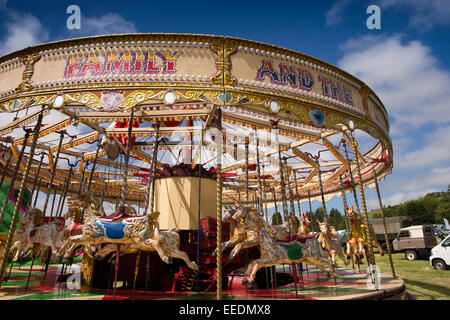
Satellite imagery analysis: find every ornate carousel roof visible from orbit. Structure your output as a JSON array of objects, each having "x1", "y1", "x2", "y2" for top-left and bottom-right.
[{"x1": 0, "y1": 33, "x2": 393, "y2": 210}]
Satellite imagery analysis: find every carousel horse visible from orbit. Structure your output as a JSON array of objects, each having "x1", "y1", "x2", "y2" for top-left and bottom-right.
[
  {"x1": 317, "y1": 218, "x2": 349, "y2": 267},
  {"x1": 240, "y1": 210, "x2": 337, "y2": 288},
  {"x1": 100, "y1": 122, "x2": 121, "y2": 160},
  {"x1": 213, "y1": 205, "x2": 294, "y2": 260},
  {"x1": 298, "y1": 214, "x2": 311, "y2": 236},
  {"x1": 10, "y1": 207, "x2": 65, "y2": 263},
  {"x1": 58, "y1": 206, "x2": 198, "y2": 271},
  {"x1": 346, "y1": 207, "x2": 366, "y2": 261},
  {"x1": 213, "y1": 206, "x2": 260, "y2": 260}
]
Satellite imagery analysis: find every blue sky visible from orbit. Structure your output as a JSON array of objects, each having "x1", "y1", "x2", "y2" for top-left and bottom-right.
[{"x1": 0, "y1": 0, "x2": 449, "y2": 218}]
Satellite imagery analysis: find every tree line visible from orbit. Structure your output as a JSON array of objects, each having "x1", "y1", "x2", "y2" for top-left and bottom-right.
[{"x1": 270, "y1": 186, "x2": 450, "y2": 231}]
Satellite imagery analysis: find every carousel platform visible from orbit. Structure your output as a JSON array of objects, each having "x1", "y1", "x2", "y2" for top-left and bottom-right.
[{"x1": 0, "y1": 263, "x2": 406, "y2": 300}]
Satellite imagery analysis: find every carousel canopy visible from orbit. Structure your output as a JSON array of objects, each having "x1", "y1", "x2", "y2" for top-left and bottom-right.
[{"x1": 0, "y1": 34, "x2": 393, "y2": 208}]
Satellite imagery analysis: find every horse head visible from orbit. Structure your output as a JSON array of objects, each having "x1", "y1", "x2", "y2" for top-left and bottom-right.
[{"x1": 317, "y1": 218, "x2": 329, "y2": 234}]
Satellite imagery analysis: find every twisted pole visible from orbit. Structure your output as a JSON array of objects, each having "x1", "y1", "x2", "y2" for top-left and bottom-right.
[
  {"x1": 43, "y1": 131, "x2": 65, "y2": 219},
  {"x1": 0, "y1": 109, "x2": 44, "y2": 286},
  {"x1": 342, "y1": 140, "x2": 361, "y2": 214},
  {"x1": 373, "y1": 169, "x2": 396, "y2": 278},
  {"x1": 216, "y1": 107, "x2": 223, "y2": 300},
  {"x1": 27, "y1": 153, "x2": 45, "y2": 211},
  {"x1": 0, "y1": 132, "x2": 30, "y2": 223},
  {"x1": 348, "y1": 130, "x2": 376, "y2": 267},
  {"x1": 120, "y1": 108, "x2": 135, "y2": 209},
  {"x1": 254, "y1": 130, "x2": 264, "y2": 216}
]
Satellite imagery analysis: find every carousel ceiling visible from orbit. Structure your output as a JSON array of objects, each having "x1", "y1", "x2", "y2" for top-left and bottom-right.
[{"x1": 0, "y1": 34, "x2": 393, "y2": 207}]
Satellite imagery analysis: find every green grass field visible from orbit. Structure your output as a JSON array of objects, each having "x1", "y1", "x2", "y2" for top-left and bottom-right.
[{"x1": 374, "y1": 252, "x2": 450, "y2": 300}]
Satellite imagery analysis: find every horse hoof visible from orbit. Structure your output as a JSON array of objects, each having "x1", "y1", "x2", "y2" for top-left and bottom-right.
[
  {"x1": 242, "y1": 279, "x2": 248, "y2": 286},
  {"x1": 247, "y1": 281, "x2": 256, "y2": 289}
]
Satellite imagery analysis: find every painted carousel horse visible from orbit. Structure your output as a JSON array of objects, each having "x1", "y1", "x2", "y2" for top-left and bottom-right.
[
  {"x1": 241, "y1": 210, "x2": 337, "y2": 288},
  {"x1": 63, "y1": 194, "x2": 109, "y2": 239},
  {"x1": 10, "y1": 207, "x2": 65, "y2": 263},
  {"x1": 317, "y1": 218, "x2": 349, "y2": 267},
  {"x1": 298, "y1": 213, "x2": 311, "y2": 236},
  {"x1": 213, "y1": 206, "x2": 294, "y2": 260},
  {"x1": 346, "y1": 207, "x2": 366, "y2": 261},
  {"x1": 213, "y1": 206, "x2": 260, "y2": 260},
  {"x1": 58, "y1": 206, "x2": 198, "y2": 271}
]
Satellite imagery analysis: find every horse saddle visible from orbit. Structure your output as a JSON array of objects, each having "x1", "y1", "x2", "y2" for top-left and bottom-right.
[
  {"x1": 277, "y1": 241, "x2": 304, "y2": 260},
  {"x1": 94, "y1": 220, "x2": 127, "y2": 239},
  {"x1": 98, "y1": 212, "x2": 133, "y2": 222},
  {"x1": 277, "y1": 233, "x2": 318, "y2": 244}
]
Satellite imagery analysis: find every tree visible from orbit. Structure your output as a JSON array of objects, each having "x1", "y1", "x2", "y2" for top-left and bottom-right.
[
  {"x1": 406, "y1": 201, "x2": 434, "y2": 225},
  {"x1": 271, "y1": 211, "x2": 282, "y2": 225},
  {"x1": 328, "y1": 208, "x2": 346, "y2": 230}
]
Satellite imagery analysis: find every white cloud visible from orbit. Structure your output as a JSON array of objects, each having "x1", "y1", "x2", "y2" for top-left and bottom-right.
[
  {"x1": 338, "y1": 35, "x2": 450, "y2": 132},
  {"x1": 325, "y1": 0, "x2": 353, "y2": 26},
  {"x1": 337, "y1": 34, "x2": 450, "y2": 208},
  {"x1": 374, "y1": 188, "x2": 442, "y2": 208},
  {"x1": 0, "y1": 10, "x2": 49, "y2": 56},
  {"x1": 382, "y1": 0, "x2": 450, "y2": 30},
  {"x1": 67, "y1": 13, "x2": 137, "y2": 37},
  {"x1": 394, "y1": 126, "x2": 450, "y2": 171}
]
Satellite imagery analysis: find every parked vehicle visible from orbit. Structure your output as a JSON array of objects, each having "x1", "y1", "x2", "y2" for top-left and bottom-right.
[
  {"x1": 429, "y1": 235, "x2": 450, "y2": 270},
  {"x1": 368, "y1": 216, "x2": 412, "y2": 253},
  {"x1": 392, "y1": 225, "x2": 437, "y2": 260}
]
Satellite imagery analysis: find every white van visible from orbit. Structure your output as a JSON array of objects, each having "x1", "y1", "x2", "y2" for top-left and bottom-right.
[{"x1": 429, "y1": 235, "x2": 450, "y2": 270}]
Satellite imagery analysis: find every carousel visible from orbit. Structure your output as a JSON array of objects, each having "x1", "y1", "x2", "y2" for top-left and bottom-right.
[{"x1": 0, "y1": 34, "x2": 405, "y2": 300}]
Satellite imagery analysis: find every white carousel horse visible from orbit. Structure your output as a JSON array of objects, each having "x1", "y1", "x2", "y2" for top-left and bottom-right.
[
  {"x1": 58, "y1": 207, "x2": 198, "y2": 271},
  {"x1": 237, "y1": 209, "x2": 337, "y2": 288},
  {"x1": 317, "y1": 218, "x2": 349, "y2": 268},
  {"x1": 10, "y1": 207, "x2": 65, "y2": 263}
]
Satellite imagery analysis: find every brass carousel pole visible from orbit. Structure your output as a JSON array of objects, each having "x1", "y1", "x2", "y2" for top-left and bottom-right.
[
  {"x1": 339, "y1": 175, "x2": 351, "y2": 237},
  {"x1": 245, "y1": 136, "x2": 249, "y2": 205},
  {"x1": 314, "y1": 157, "x2": 328, "y2": 220},
  {"x1": 44, "y1": 131, "x2": 65, "y2": 220},
  {"x1": 373, "y1": 168, "x2": 396, "y2": 278},
  {"x1": 339, "y1": 175, "x2": 354, "y2": 269},
  {"x1": 33, "y1": 177, "x2": 42, "y2": 208},
  {"x1": 347, "y1": 122, "x2": 376, "y2": 270},
  {"x1": 114, "y1": 107, "x2": 135, "y2": 299},
  {"x1": 86, "y1": 140, "x2": 101, "y2": 194},
  {"x1": 216, "y1": 107, "x2": 223, "y2": 300},
  {"x1": 0, "y1": 109, "x2": 44, "y2": 287},
  {"x1": 254, "y1": 129, "x2": 265, "y2": 216},
  {"x1": 119, "y1": 108, "x2": 135, "y2": 209},
  {"x1": 284, "y1": 159, "x2": 296, "y2": 220},
  {"x1": 275, "y1": 126, "x2": 291, "y2": 234},
  {"x1": 342, "y1": 140, "x2": 361, "y2": 214},
  {"x1": 293, "y1": 169, "x2": 302, "y2": 220},
  {"x1": 6, "y1": 152, "x2": 45, "y2": 280},
  {"x1": 307, "y1": 190, "x2": 313, "y2": 232},
  {"x1": 41, "y1": 131, "x2": 65, "y2": 280},
  {"x1": 144, "y1": 123, "x2": 160, "y2": 293},
  {"x1": 28, "y1": 153, "x2": 45, "y2": 210},
  {"x1": 262, "y1": 164, "x2": 269, "y2": 222},
  {"x1": 56, "y1": 166, "x2": 73, "y2": 218},
  {"x1": 0, "y1": 132, "x2": 30, "y2": 224}
]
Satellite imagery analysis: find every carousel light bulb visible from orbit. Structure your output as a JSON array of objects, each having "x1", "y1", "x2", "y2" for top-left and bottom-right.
[{"x1": 348, "y1": 120, "x2": 355, "y2": 131}]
